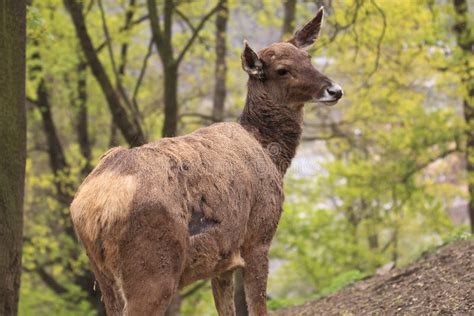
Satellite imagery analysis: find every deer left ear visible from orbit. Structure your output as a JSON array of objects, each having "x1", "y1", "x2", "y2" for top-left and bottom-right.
[
  {"x1": 241, "y1": 40, "x2": 265, "y2": 80},
  {"x1": 287, "y1": 7, "x2": 324, "y2": 49}
]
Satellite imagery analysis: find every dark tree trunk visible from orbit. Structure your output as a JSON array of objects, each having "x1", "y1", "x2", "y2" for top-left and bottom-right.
[
  {"x1": 281, "y1": 0, "x2": 297, "y2": 39},
  {"x1": 212, "y1": 0, "x2": 228, "y2": 122},
  {"x1": 64, "y1": 0, "x2": 146, "y2": 147},
  {"x1": 0, "y1": 1, "x2": 26, "y2": 314},
  {"x1": 109, "y1": 121, "x2": 120, "y2": 147},
  {"x1": 452, "y1": 0, "x2": 474, "y2": 233},
  {"x1": 163, "y1": 64, "x2": 179, "y2": 137},
  {"x1": 75, "y1": 61, "x2": 93, "y2": 176}
]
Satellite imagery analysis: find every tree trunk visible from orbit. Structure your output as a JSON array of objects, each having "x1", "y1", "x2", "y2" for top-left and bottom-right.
[
  {"x1": 212, "y1": 0, "x2": 228, "y2": 122},
  {"x1": 452, "y1": 0, "x2": 474, "y2": 233},
  {"x1": 0, "y1": 1, "x2": 26, "y2": 314},
  {"x1": 75, "y1": 61, "x2": 93, "y2": 176},
  {"x1": 281, "y1": 0, "x2": 297, "y2": 39},
  {"x1": 163, "y1": 64, "x2": 179, "y2": 137}
]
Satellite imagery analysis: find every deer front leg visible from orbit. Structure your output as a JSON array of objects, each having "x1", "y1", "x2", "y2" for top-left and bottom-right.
[
  {"x1": 212, "y1": 270, "x2": 235, "y2": 316},
  {"x1": 242, "y1": 245, "x2": 270, "y2": 316}
]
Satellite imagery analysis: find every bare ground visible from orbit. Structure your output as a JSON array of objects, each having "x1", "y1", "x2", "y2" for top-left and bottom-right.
[{"x1": 272, "y1": 240, "x2": 474, "y2": 315}]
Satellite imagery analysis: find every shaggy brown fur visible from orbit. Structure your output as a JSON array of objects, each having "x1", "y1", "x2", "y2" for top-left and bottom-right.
[{"x1": 70, "y1": 7, "x2": 343, "y2": 316}]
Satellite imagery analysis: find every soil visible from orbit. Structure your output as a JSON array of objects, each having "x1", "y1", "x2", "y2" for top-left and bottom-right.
[{"x1": 272, "y1": 240, "x2": 474, "y2": 315}]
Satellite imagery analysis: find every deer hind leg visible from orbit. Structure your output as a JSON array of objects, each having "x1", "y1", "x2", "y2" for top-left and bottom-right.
[
  {"x1": 117, "y1": 209, "x2": 189, "y2": 316},
  {"x1": 242, "y1": 245, "x2": 270, "y2": 316},
  {"x1": 89, "y1": 260, "x2": 124, "y2": 315},
  {"x1": 212, "y1": 270, "x2": 236, "y2": 316}
]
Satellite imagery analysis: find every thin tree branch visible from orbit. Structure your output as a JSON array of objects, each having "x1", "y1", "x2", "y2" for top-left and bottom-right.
[
  {"x1": 365, "y1": 0, "x2": 386, "y2": 80},
  {"x1": 132, "y1": 38, "x2": 154, "y2": 111},
  {"x1": 118, "y1": 0, "x2": 137, "y2": 76},
  {"x1": 97, "y1": 0, "x2": 135, "y2": 113},
  {"x1": 116, "y1": 0, "x2": 143, "y2": 130},
  {"x1": 36, "y1": 266, "x2": 69, "y2": 295},
  {"x1": 176, "y1": 2, "x2": 221, "y2": 65},
  {"x1": 181, "y1": 280, "x2": 208, "y2": 298},
  {"x1": 174, "y1": 8, "x2": 196, "y2": 32},
  {"x1": 401, "y1": 148, "x2": 459, "y2": 182}
]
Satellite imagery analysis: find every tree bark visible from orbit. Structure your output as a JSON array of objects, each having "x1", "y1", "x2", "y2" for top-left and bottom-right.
[
  {"x1": 0, "y1": 1, "x2": 26, "y2": 314},
  {"x1": 75, "y1": 61, "x2": 93, "y2": 176},
  {"x1": 212, "y1": 0, "x2": 228, "y2": 122},
  {"x1": 147, "y1": 0, "x2": 178, "y2": 137},
  {"x1": 163, "y1": 64, "x2": 179, "y2": 137},
  {"x1": 64, "y1": 0, "x2": 146, "y2": 147},
  {"x1": 452, "y1": 0, "x2": 474, "y2": 233},
  {"x1": 281, "y1": 0, "x2": 297, "y2": 39}
]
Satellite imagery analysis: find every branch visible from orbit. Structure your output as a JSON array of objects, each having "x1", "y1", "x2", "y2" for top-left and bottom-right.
[
  {"x1": 36, "y1": 81, "x2": 69, "y2": 179},
  {"x1": 365, "y1": 0, "x2": 386, "y2": 80},
  {"x1": 36, "y1": 266, "x2": 69, "y2": 295},
  {"x1": 326, "y1": 0, "x2": 361, "y2": 44},
  {"x1": 175, "y1": 8, "x2": 196, "y2": 32},
  {"x1": 176, "y1": 2, "x2": 221, "y2": 65},
  {"x1": 118, "y1": 0, "x2": 137, "y2": 76},
  {"x1": 23, "y1": 256, "x2": 69, "y2": 295},
  {"x1": 75, "y1": 61, "x2": 93, "y2": 176},
  {"x1": 116, "y1": 0, "x2": 143, "y2": 130},
  {"x1": 132, "y1": 38, "x2": 154, "y2": 110},
  {"x1": 97, "y1": 0, "x2": 135, "y2": 113},
  {"x1": 182, "y1": 280, "x2": 208, "y2": 298},
  {"x1": 129, "y1": 14, "x2": 149, "y2": 27},
  {"x1": 401, "y1": 148, "x2": 459, "y2": 182}
]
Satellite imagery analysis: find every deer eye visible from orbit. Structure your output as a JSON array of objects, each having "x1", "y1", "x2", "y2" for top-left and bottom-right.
[{"x1": 276, "y1": 68, "x2": 289, "y2": 76}]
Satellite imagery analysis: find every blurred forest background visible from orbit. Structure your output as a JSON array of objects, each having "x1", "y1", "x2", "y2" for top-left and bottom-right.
[{"x1": 15, "y1": 0, "x2": 473, "y2": 314}]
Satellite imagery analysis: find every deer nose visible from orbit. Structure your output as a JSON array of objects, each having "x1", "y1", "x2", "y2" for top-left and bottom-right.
[{"x1": 326, "y1": 85, "x2": 343, "y2": 99}]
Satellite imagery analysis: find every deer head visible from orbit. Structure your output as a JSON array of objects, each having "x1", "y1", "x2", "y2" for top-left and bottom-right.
[{"x1": 241, "y1": 7, "x2": 343, "y2": 107}]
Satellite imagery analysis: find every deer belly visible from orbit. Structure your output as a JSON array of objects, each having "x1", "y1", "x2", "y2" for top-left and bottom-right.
[{"x1": 179, "y1": 231, "x2": 245, "y2": 288}]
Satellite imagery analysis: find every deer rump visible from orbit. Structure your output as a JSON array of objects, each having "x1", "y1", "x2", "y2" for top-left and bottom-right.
[{"x1": 70, "y1": 122, "x2": 283, "y2": 303}]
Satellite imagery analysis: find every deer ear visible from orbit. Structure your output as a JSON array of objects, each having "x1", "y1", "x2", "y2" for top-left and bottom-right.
[
  {"x1": 287, "y1": 7, "x2": 324, "y2": 49},
  {"x1": 241, "y1": 40, "x2": 265, "y2": 80}
]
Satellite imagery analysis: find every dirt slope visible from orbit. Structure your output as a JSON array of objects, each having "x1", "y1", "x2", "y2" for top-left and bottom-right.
[{"x1": 273, "y1": 240, "x2": 474, "y2": 315}]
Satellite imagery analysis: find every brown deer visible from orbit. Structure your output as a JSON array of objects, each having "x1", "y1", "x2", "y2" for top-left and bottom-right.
[{"x1": 70, "y1": 7, "x2": 342, "y2": 316}]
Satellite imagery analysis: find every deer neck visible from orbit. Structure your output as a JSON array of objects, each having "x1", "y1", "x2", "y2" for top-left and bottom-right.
[{"x1": 238, "y1": 80, "x2": 303, "y2": 175}]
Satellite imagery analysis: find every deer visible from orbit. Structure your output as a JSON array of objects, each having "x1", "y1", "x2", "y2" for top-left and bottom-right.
[{"x1": 70, "y1": 7, "x2": 343, "y2": 316}]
